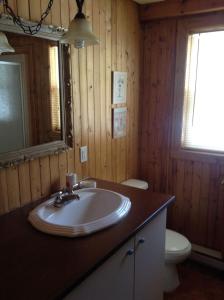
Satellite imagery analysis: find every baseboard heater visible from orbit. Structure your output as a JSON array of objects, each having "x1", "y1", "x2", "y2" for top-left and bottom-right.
[{"x1": 190, "y1": 244, "x2": 224, "y2": 271}]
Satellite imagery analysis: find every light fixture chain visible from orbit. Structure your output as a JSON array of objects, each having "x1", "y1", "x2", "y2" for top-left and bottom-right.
[
  {"x1": 3, "y1": 0, "x2": 54, "y2": 35},
  {"x1": 76, "y1": 0, "x2": 84, "y2": 14}
]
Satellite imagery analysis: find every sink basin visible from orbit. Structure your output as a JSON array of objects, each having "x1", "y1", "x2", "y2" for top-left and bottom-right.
[{"x1": 28, "y1": 188, "x2": 131, "y2": 237}]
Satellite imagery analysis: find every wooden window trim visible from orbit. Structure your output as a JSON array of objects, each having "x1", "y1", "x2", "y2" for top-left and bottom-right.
[{"x1": 172, "y1": 12, "x2": 224, "y2": 164}]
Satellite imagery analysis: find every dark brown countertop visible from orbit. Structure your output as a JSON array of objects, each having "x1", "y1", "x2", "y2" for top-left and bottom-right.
[{"x1": 0, "y1": 179, "x2": 175, "y2": 300}]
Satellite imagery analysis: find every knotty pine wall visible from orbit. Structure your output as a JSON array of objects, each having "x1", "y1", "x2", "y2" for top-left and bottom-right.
[
  {"x1": 140, "y1": 17, "x2": 224, "y2": 253},
  {"x1": 0, "y1": 0, "x2": 141, "y2": 214}
]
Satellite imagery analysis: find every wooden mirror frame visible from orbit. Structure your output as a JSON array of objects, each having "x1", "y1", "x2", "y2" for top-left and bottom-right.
[{"x1": 0, "y1": 14, "x2": 73, "y2": 168}]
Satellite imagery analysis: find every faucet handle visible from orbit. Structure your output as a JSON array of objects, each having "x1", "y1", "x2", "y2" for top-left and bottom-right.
[{"x1": 50, "y1": 190, "x2": 63, "y2": 199}]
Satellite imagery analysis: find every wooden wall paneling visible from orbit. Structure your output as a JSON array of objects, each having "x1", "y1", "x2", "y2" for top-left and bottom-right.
[
  {"x1": 144, "y1": 22, "x2": 160, "y2": 191},
  {"x1": 125, "y1": 1, "x2": 132, "y2": 181},
  {"x1": 79, "y1": 46, "x2": 89, "y2": 178},
  {"x1": 182, "y1": 160, "x2": 193, "y2": 236},
  {"x1": 131, "y1": 2, "x2": 141, "y2": 180},
  {"x1": 29, "y1": 159, "x2": 41, "y2": 201},
  {"x1": 111, "y1": 0, "x2": 118, "y2": 182},
  {"x1": 17, "y1": 0, "x2": 29, "y2": 20},
  {"x1": 0, "y1": 170, "x2": 9, "y2": 214},
  {"x1": 51, "y1": 0, "x2": 61, "y2": 26},
  {"x1": 93, "y1": 0, "x2": 101, "y2": 179},
  {"x1": 0, "y1": 1, "x2": 4, "y2": 13},
  {"x1": 125, "y1": 2, "x2": 131, "y2": 178},
  {"x1": 58, "y1": 151, "x2": 68, "y2": 188},
  {"x1": 7, "y1": 0, "x2": 17, "y2": 12},
  {"x1": 71, "y1": 46, "x2": 83, "y2": 177},
  {"x1": 198, "y1": 163, "x2": 210, "y2": 246},
  {"x1": 159, "y1": 21, "x2": 177, "y2": 193},
  {"x1": 215, "y1": 164, "x2": 224, "y2": 252},
  {"x1": 60, "y1": 0, "x2": 69, "y2": 29},
  {"x1": 67, "y1": 0, "x2": 77, "y2": 177},
  {"x1": 121, "y1": 0, "x2": 128, "y2": 182},
  {"x1": 189, "y1": 161, "x2": 202, "y2": 243},
  {"x1": 140, "y1": 24, "x2": 152, "y2": 181},
  {"x1": 18, "y1": 162, "x2": 32, "y2": 205},
  {"x1": 41, "y1": 0, "x2": 52, "y2": 25},
  {"x1": 68, "y1": 0, "x2": 77, "y2": 22},
  {"x1": 6, "y1": 167, "x2": 20, "y2": 211},
  {"x1": 67, "y1": 149, "x2": 75, "y2": 173},
  {"x1": 49, "y1": 154, "x2": 60, "y2": 192},
  {"x1": 105, "y1": 0, "x2": 112, "y2": 181},
  {"x1": 0, "y1": 0, "x2": 141, "y2": 214},
  {"x1": 99, "y1": 0, "x2": 107, "y2": 180},
  {"x1": 207, "y1": 163, "x2": 220, "y2": 248},
  {"x1": 79, "y1": 1, "x2": 89, "y2": 178},
  {"x1": 114, "y1": 0, "x2": 122, "y2": 183},
  {"x1": 171, "y1": 160, "x2": 185, "y2": 231},
  {"x1": 29, "y1": 0, "x2": 41, "y2": 22},
  {"x1": 121, "y1": 0, "x2": 130, "y2": 182},
  {"x1": 116, "y1": 0, "x2": 125, "y2": 183},
  {"x1": 126, "y1": 0, "x2": 139, "y2": 180},
  {"x1": 39, "y1": 156, "x2": 51, "y2": 197},
  {"x1": 86, "y1": 0, "x2": 96, "y2": 178},
  {"x1": 140, "y1": 11, "x2": 224, "y2": 252}
]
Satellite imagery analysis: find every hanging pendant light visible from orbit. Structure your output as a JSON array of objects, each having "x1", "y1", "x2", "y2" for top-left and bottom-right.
[
  {"x1": 61, "y1": 0, "x2": 99, "y2": 49},
  {"x1": 0, "y1": 31, "x2": 15, "y2": 54}
]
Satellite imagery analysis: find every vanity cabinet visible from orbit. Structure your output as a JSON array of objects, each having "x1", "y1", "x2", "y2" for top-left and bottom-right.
[
  {"x1": 64, "y1": 209, "x2": 166, "y2": 300},
  {"x1": 64, "y1": 210, "x2": 166, "y2": 300},
  {"x1": 134, "y1": 209, "x2": 166, "y2": 300}
]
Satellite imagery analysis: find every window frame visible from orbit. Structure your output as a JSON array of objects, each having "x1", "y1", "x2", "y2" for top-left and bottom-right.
[{"x1": 172, "y1": 12, "x2": 224, "y2": 163}]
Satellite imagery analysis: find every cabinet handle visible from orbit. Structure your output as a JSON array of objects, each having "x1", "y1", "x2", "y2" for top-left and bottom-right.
[
  {"x1": 138, "y1": 238, "x2": 145, "y2": 244},
  {"x1": 126, "y1": 249, "x2": 134, "y2": 256}
]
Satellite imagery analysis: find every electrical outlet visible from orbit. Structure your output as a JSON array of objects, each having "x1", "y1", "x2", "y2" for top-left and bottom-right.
[{"x1": 80, "y1": 146, "x2": 88, "y2": 163}]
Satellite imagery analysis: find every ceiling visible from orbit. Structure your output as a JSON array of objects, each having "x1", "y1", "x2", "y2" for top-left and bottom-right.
[{"x1": 133, "y1": 0, "x2": 164, "y2": 4}]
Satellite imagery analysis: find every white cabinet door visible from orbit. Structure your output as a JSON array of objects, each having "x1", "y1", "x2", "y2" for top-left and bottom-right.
[
  {"x1": 134, "y1": 209, "x2": 167, "y2": 300},
  {"x1": 64, "y1": 238, "x2": 135, "y2": 300}
]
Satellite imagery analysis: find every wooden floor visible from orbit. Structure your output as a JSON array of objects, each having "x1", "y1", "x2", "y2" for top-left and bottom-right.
[{"x1": 164, "y1": 261, "x2": 224, "y2": 300}]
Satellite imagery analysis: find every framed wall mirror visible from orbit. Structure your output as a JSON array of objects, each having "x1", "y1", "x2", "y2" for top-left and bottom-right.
[{"x1": 0, "y1": 15, "x2": 73, "y2": 168}]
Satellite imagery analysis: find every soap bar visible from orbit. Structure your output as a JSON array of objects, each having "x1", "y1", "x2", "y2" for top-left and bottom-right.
[{"x1": 80, "y1": 180, "x2": 97, "y2": 188}]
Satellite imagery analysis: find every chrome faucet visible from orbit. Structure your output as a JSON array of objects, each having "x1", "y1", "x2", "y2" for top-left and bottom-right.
[{"x1": 53, "y1": 188, "x2": 80, "y2": 208}]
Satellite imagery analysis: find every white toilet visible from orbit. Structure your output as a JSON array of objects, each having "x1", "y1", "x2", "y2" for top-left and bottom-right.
[{"x1": 122, "y1": 179, "x2": 192, "y2": 292}]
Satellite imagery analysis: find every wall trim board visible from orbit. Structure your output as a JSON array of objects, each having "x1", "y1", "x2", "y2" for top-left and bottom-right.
[{"x1": 140, "y1": 0, "x2": 224, "y2": 22}]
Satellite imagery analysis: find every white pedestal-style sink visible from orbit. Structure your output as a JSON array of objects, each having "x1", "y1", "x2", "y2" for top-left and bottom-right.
[{"x1": 28, "y1": 188, "x2": 131, "y2": 237}]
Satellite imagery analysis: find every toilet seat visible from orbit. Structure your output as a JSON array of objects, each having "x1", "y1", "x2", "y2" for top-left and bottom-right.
[{"x1": 165, "y1": 229, "x2": 191, "y2": 262}]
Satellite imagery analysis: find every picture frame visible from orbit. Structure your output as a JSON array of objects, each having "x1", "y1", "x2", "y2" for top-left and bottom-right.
[
  {"x1": 112, "y1": 107, "x2": 127, "y2": 139},
  {"x1": 112, "y1": 71, "x2": 127, "y2": 104}
]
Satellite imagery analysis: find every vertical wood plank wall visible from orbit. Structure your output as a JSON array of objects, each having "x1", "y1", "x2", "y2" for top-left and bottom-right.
[
  {"x1": 140, "y1": 17, "x2": 224, "y2": 253},
  {"x1": 0, "y1": 0, "x2": 141, "y2": 214}
]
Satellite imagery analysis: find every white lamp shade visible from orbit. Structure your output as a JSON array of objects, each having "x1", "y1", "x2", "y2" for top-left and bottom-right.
[
  {"x1": 61, "y1": 18, "x2": 99, "y2": 48},
  {"x1": 0, "y1": 32, "x2": 15, "y2": 54}
]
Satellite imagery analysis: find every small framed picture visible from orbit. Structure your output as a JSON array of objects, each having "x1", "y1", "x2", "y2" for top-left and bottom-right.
[
  {"x1": 112, "y1": 71, "x2": 127, "y2": 104},
  {"x1": 113, "y1": 107, "x2": 127, "y2": 139}
]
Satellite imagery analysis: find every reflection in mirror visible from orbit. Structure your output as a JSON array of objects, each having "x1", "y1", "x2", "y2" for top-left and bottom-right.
[
  {"x1": 0, "y1": 33, "x2": 62, "y2": 155},
  {"x1": 0, "y1": 16, "x2": 73, "y2": 168}
]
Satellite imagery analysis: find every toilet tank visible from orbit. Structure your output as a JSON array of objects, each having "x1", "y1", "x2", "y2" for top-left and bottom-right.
[{"x1": 121, "y1": 179, "x2": 149, "y2": 190}]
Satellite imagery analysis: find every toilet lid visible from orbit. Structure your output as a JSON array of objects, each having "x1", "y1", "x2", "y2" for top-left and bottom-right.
[{"x1": 166, "y1": 229, "x2": 190, "y2": 253}]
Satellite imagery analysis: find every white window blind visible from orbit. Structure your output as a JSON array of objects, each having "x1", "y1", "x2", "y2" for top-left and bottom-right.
[{"x1": 182, "y1": 31, "x2": 224, "y2": 153}]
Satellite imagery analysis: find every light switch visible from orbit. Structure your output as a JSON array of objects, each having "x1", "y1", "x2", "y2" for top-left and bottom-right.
[{"x1": 80, "y1": 146, "x2": 88, "y2": 163}]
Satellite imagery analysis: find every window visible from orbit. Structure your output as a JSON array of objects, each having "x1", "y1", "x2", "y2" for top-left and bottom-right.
[{"x1": 182, "y1": 30, "x2": 224, "y2": 153}]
